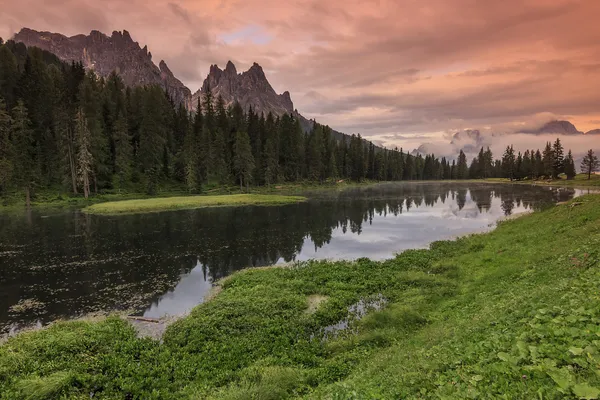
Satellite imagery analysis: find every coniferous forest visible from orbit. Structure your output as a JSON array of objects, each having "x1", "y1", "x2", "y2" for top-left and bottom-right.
[{"x1": 0, "y1": 40, "x2": 593, "y2": 205}]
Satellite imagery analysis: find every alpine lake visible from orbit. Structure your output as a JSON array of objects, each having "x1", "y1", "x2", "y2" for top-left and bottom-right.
[{"x1": 0, "y1": 182, "x2": 593, "y2": 334}]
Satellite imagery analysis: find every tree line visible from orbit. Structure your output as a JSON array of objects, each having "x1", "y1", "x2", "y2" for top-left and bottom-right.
[{"x1": 0, "y1": 39, "x2": 598, "y2": 205}]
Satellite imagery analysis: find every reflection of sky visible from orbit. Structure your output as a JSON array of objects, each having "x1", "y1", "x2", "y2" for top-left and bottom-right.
[
  {"x1": 144, "y1": 261, "x2": 212, "y2": 318},
  {"x1": 143, "y1": 188, "x2": 592, "y2": 317},
  {"x1": 291, "y1": 191, "x2": 526, "y2": 261}
]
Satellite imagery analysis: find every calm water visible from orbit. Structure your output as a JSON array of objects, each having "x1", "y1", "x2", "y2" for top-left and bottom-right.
[{"x1": 0, "y1": 183, "x2": 591, "y2": 333}]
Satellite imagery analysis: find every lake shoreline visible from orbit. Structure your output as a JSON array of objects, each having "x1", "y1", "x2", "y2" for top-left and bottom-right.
[
  {"x1": 1, "y1": 174, "x2": 598, "y2": 212},
  {"x1": 2, "y1": 194, "x2": 599, "y2": 398}
]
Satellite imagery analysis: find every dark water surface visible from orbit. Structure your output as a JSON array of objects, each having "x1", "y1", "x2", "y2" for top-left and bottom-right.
[{"x1": 0, "y1": 183, "x2": 592, "y2": 333}]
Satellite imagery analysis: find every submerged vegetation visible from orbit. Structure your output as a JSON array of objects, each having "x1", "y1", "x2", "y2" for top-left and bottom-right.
[
  {"x1": 1, "y1": 194, "x2": 599, "y2": 398},
  {"x1": 83, "y1": 193, "x2": 306, "y2": 214}
]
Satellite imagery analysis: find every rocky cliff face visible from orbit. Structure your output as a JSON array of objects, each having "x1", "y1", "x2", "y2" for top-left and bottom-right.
[
  {"x1": 192, "y1": 61, "x2": 294, "y2": 116},
  {"x1": 13, "y1": 28, "x2": 192, "y2": 108}
]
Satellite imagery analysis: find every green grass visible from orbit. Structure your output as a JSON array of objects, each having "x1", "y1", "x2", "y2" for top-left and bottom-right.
[
  {"x1": 1, "y1": 195, "x2": 600, "y2": 399},
  {"x1": 83, "y1": 194, "x2": 307, "y2": 215}
]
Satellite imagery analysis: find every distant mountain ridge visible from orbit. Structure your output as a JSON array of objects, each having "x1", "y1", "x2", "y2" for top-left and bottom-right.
[
  {"x1": 516, "y1": 120, "x2": 600, "y2": 135},
  {"x1": 519, "y1": 120, "x2": 582, "y2": 135},
  {"x1": 13, "y1": 28, "x2": 192, "y2": 108}
]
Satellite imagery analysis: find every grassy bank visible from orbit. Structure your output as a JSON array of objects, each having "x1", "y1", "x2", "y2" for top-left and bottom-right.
[
  {"x1": 83, "y1": 194, "x2": 307, "y2": 215},
  {"x1": 0, "y1": 180, "x2": 367, "y2": 211},
  {"x1": 1, "y1": 195, "x2": 600, "y2": 398},
  {"x1": 484, "y1": 173, "x2": 600, "y2": 188}
]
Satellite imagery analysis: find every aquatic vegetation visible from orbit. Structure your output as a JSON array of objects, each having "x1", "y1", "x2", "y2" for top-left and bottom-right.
[
  {"x1": 83, "y1": 194, "x2": 307, "y2": 214},
  {"x1": 1, "y1": 195, "x2": 600, "y2": 399}
]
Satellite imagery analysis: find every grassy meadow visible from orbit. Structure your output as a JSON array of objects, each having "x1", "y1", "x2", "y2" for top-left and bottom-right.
[
  {"x1": 83, "y1": 194, "x2": 307, "y2": 215},
  {"x1": 1, "y1": 195, "x2": 600, "y2": 398}
]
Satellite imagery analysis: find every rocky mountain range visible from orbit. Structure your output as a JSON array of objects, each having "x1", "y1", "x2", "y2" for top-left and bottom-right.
[
  {"x1": 192, "y1": 61, "x2": 294, "y2": 117},
  {"x1": 13, "y1": 28, "x2": 192, "y2": 108},
  {"x1": 12, "y1": 28, "x2": 334, "y2": 136}
]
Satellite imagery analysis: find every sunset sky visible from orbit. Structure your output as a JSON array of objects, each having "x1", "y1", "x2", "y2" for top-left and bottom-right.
[{"x1": 2, "y1": 0, "x2": 600, "y2": 150}]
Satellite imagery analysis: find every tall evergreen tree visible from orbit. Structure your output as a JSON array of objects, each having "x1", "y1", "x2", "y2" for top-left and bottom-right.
[
  {"x1": 457, "y1": 150, "x2": 469, "y2": 179},
  {"x1": 11, "y1": 100, "x2": 37, "y2": 206},
  {"x1": 502, "y1": 145, "x2": 516, "y2": 180},
  {"x1": 138, "y1": 86, "x2": 168, "y2": 194},
  {"x1": 233, "y1": 130, "x2": 254, "y2": 190},
  {"x1": 307, "y1": 124, "x2": 324, "y2": 181},
  {"x1": 564, "y1": 150, "x2": 577, "y2": 180},
  {"x1": 0, "y1": 44, "x2": 18, "y2": 108},
  {"x1": 552, "y1": 138, "x2": 564, "y2": 178},
  {"x1": 112, "y1": 116, "x2": 132, "y2": 190},
  {"x1": 542, "y1": 142, "x2": 554, "y2": 179},
  {"x1": 75, "y1": 108, "x2": 93, "y2": 198},
  {"x1": 0, "y1": 98, "x2": 12, "y2": 191},
  {"x1": 212, "y1": 128, "x2": 228, "y2": 184},
  {"x1": 581, "y1": 149, "x2": 599, "y2": 180}
]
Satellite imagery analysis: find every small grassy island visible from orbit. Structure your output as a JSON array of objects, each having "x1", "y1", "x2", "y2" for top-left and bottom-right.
[
  {"x1": 1, "y1": 195, "x2": 600, "y2": 399},
  {"x1": 83, "y1": 194, "x2": 307, "y2": 215}
]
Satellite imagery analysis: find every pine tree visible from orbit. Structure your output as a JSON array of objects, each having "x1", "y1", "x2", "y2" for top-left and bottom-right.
[
  {"x1": 74, "y1": 108, "x2": 94, "y2": 198},
  {"x1": 564, "y1": 150, "x2": 577, "y2": 180},
  {"x1": 534, "y1": 150, "x2": 543, "y2": 180},
  {"x1": 263, "y1": 137, "x2": 278, "y2": 187},
  {"x1": 552, "y1": 138, "x2": 564, "y2": 178},
  {"x1": 542, "y1": 142, "x2": 554, "y2": 179},
  {"x1": 139, "y1": 86, "x2": 168, "y2": 193},
  {"x1": 11, "y1": 100, "x2": 37, "y2": 206},
  {"x1": 502, "y1": 145, "x2": 516, "y2": 180},
  {"x1": 0, "y1": 98, "x2": 12, "y2": 191},
  {"x1": 212, "y1": 128, "x2": 228, "y2": 184},
  {"x1": 522, "y1": 150, "x2": 532, "y2": 179},
  {"x1": 233, "y1": 130, "x2": 254, "y2": 190},
  {"x1": 482, "y1": 147, "x2": 493, "y2": 179},
  {"x1": 581, "y1": 149, "x2": 599, "y2": 180},
  {"x1": 112, "y1": 116, "x2": 132, "y2": 190},
  {"x1": 515, "y1": 152, "x2": 523, "y2": 180},
  {"x1": 457, "y1": 150, "x2": 468, "y2": 179},
  {"x1": 0, "y1": 44, "x2": 18, "y2": 108},
  {"x1": 307, "y1": 124, "x2": 324, "y2": 181},
  {"x1": 184, "y1": 158, "x2": 197, "y2": 193}
]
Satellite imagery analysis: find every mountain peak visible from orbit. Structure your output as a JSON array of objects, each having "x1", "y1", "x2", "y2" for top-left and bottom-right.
[
  {"x1": 159, "y1": 60, "x2": 172, "y2": 75},
  {"x1": 13, "y1": 27, "x2": 191, "y2": 108},
  {"x1": 193, "y1": 61, "x2": 293, "y2": 116},
  {"x1": 247, "y1": 62, "x2": 265, "y2": 78},
  {"x1": 225, "y1": 60, "x2": 237, "y2": 75}
]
